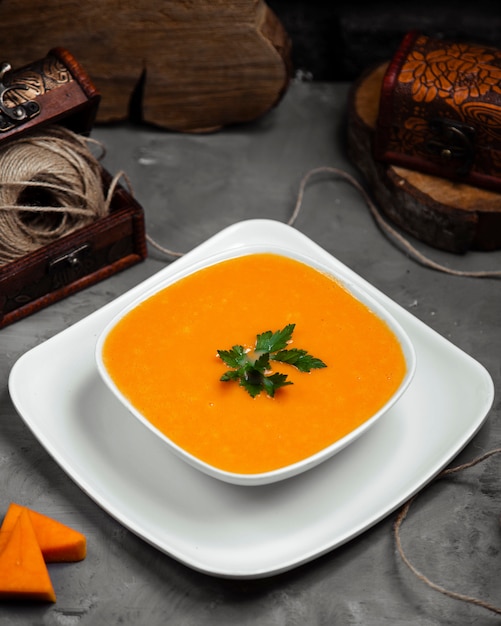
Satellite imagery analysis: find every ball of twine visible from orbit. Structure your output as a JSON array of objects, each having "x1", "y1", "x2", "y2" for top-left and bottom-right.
[{"x1": 0, "y1": 125, "x2": 113, "y2": 265}]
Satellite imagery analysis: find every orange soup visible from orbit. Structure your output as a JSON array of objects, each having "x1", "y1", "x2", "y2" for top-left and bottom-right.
[{"x1": 102, "y1": 253, "x2": 407, "y2": 474}]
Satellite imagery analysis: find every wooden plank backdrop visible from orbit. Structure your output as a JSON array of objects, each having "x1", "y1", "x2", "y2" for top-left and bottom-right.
[{"x1": 0, "y1": 0, "x2": 291, "y2": 132}]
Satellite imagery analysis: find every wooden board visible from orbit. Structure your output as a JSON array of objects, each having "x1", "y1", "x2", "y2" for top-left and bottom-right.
[
  {"x1": 347, "y1": 63, "x2": 501, "y2": 253},
  {"x1": 0, "y1": 0, "x2": 291, "y2": 132}
]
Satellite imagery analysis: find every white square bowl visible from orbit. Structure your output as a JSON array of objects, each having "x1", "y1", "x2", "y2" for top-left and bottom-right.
[{"x1": 95, "y1": 230, "x2": 416, "y2": 486}]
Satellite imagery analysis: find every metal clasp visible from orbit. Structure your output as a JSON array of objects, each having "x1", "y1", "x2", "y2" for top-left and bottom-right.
[
  {"x1": 49, "y1": 244, "x2": 91, "y2": 272},
  {"x1": 48, "y1": 243, "x2": 92, "y2": 289},
  {"x1": 427, "y1": 118, "x2": 475, "y2": 176},
  {"x1": 0, "y1": 62, "x2": 40, "y2": 131}
]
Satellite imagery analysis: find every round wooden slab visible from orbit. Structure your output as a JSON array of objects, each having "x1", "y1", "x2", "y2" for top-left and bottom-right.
[{"x1": 347, "y1": 63, "x2": 501, "y2": 252}]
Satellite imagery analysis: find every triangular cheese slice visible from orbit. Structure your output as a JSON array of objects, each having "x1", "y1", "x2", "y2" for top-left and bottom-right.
[
  {"x1": 0, "y1": 509, "x2": 56, "y2": 602},
  {"x1": 0, "y1": 503, "x2": 86, "y2": 562}
]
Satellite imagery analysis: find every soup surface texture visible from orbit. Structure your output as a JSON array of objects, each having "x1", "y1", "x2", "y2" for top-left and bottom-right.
[{"x1": 102, "y1": 253, "x2": 407, "y2": 474}]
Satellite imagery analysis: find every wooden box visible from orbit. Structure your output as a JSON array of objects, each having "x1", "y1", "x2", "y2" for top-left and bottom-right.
[
  {"x1": 0, "y1": 48, "x2": 147, "y2": 329},
  {"x1": 374, "y1": 31, "x2": 501, "y2": 192}
]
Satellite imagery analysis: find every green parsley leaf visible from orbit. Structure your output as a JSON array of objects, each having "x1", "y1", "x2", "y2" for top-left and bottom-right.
[
  {"x1": 217, "y1": 345, "x2": 248, "y2": 369},
  {"x1": 262, "y1": 372, "x2": 292, "y2": 398},
  {"x1": 240, "y1": 366, "x2": 265, "y2": 397},
  {"x1": 272, "y1": 348, "x2": 327, "y2": 372},
  {"x1": 255, "y1": 323, "x2": 295, "y2": 353},
  {"x1": 220, "y1": 369, "x2": 240, "y2": 382},
  {"x1": 217, "y1": 324, "x2": 326, "y2": 398},
  {"x1": 253, "y1": 352, "x2": 270, "y2": 372}
]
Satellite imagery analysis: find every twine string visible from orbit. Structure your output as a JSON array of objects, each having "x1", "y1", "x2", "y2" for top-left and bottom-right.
[
  {"x1": 287, "y1": 166, "x2": 501, "y2": 278},
  {"x1": 147, "y1": 165, "x2": 501, "y2": 278},
  {"x1": 0, "y1": 125, "x2": 116, "y2": 265},
  {"x1": 394, "y1": 448, "x2": 501, "y2": 616},
  {"x1": 3, "y1": 133, "x2": 495, "y2": 279},
  {"x1": 145, "y1": 232, "x2": 184, "y2": 258}
]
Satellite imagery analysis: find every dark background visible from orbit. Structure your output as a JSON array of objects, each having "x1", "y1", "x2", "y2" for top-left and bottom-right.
[{"x1": 267, "y1": 0, "x2": 501, "y2": 80}]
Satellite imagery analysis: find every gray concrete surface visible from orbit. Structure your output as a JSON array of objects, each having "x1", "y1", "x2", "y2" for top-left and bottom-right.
[{"x1": 1, "y1": 81, "x2": 500, "y2": 625}]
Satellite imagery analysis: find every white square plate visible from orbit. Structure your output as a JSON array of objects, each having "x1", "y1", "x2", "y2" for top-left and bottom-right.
[{"x1": 9, "y1": 219, "x2": 494, "y2": 578}]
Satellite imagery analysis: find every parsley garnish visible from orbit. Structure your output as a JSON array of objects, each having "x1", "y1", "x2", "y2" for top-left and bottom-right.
[{"x1": 217, "y1": 323, "x2": 327, "y2": 398}]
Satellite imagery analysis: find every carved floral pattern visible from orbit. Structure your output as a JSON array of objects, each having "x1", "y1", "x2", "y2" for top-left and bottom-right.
[
  {"x1": 5, "y1": 55, "x2": 72, "y2": 106},
  {"x1": 399, "y1": 41, "x2": 501, "y2": 111}
]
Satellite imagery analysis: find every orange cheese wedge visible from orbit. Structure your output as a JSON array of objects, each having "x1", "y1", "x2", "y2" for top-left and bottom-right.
[
  {"x1": 0, "y1": 509, "x2": 56, "y2": 602},
  {"x1": 0, "y1": 503, "x2": 86, "y2": 562}
]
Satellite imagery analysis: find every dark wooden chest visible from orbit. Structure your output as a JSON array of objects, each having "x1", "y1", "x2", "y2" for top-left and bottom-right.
[
  {"x1": 0, "y1": 48, "x2": 146, "y2": 329},
  {"x1": 375, "y1": 31, "x2": 501, "y2": 192}
]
